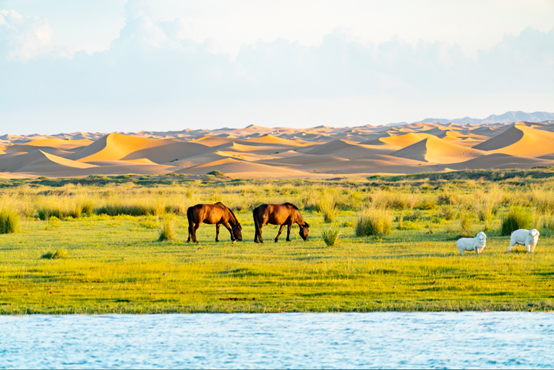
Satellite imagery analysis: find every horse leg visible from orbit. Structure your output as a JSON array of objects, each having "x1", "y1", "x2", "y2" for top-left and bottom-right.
[
  {"x1": 275, "y1": 224, "x2": 285, "y2": 242},
  {"x1": 187, "y1": 223, "x2": 192, "y2": 242},
  {"x1": 222, "y1": 221, "x2": 235, "y2": 242},
  {"x1": 258, "y1": 224, "x2": 264, "y2": 243},
  {"x1": 215, "y1": 224, "x2": 220, "y2": 242},
  {"x1": 193, "y1": 222, "x2": 201, "y2": 243},
  {"x1": 286, "y1": 224, "x2": 292, "y2": 241},
  {"x1": 253, "y1": 210, "x2": 260, "y2": 243}
]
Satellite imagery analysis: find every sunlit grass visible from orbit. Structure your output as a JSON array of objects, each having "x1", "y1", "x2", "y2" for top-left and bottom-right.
[{"x1": 1, "y1": 173, "x2": 554, "y2": 313}]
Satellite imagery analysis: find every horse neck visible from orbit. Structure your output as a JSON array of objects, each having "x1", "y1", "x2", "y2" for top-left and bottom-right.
[
  {"x1": 226, "y1": 208, "x2": 238, "y2": 226},
  {"x1": 295, "y1": 210, "x2": 306, "y2": 226}
]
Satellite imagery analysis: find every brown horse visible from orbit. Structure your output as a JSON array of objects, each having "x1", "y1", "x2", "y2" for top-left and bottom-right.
[
  {"x1": 253, "y1": 203, "x2": 309, "y2": 243},
  {"x1": 187, "y1": 202, "x2": 242, "y2": 243}
]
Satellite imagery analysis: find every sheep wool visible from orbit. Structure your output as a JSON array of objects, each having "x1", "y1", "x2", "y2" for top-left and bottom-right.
[
  {"x1": 509, "y1": 228, "x2": 540, "y2": 253},
  {"x1": 456, "y1": 231, "x2": 487, "y2": 255}
]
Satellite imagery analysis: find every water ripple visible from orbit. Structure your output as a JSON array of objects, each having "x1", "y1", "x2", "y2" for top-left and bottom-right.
[{"x1": 0, "y1": 312, "x2": 553, "y2": 368}]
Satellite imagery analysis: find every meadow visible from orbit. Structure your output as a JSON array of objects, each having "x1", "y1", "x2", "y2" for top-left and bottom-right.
[{"x1": 1, "y1": 169, "x2": 554, "y2": 314}]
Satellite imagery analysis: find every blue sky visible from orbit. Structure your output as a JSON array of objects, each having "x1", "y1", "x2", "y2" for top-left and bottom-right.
[{"x1": 1, "y1": 0, "x2": 553, "y2": 134}]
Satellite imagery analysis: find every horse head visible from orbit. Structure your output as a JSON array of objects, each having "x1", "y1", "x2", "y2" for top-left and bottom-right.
[
  {"x1": 299, "y1": 222, "x2": 309, "y2": 240},
  {"x1": 232, "y1": 223, "x2": 243, "y2": 241}
]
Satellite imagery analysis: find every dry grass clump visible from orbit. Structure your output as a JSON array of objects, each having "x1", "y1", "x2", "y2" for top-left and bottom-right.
[
  {"x1": 501, "y1": 206, "x2": 532, "y2": 236},
  {"x1": 41, "y1": 248, "x2": 68, "y2": 259},
  {"x1": 356, "y1": 208, "x2": 392, "y2": 237},
  {"x1": 0, "y1": 208, "x2": 20, "y2": 234},
  {"x1": 36, "y1": 197, "x2": 95, "y2": 220},
  {"x1": 369, "y1": 190, "x2": 417, "y2": 210},
  {"x1": 322, "y1": 229, "x2": 341, "y2": 247},
  {"x1": 159, "y1": 215, "x2": 177, "y2": 241},
  {"x1": 316, "y1": 194, "x2": 337, "y2": 223}
]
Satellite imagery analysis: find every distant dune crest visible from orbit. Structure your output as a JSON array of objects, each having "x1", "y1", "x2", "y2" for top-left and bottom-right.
[{"x1": 2, "y1": 116, "x2": 554, "y2": 178}]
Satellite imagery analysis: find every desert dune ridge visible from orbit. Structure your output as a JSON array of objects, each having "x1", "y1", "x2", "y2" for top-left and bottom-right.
[{"x1": 2, "y1": 120, "x2": 554, "y2": 179}]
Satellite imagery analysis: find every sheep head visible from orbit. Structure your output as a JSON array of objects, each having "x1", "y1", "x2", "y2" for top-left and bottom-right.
[
  {"x1": 530, "y1": 229, "x2": 540, "y2": 238},
  {"x1": 476, "y1": 231, "x2": 486, "y2": 245}
]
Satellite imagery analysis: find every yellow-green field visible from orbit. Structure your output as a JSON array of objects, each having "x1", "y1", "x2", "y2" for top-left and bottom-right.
[{"x1": 1, "y1": 170, "x2": 554, "y2": 313}]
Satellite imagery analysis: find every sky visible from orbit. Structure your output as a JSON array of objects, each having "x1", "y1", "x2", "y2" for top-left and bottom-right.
[{"x1": 1, "y1": 0, "x2": 553, "y2": 134}]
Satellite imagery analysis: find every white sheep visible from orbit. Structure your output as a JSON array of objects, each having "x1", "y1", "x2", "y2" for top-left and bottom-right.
[
  {"x1": 456, "y1": 232, "x2": 486, "y2": 255},
  {"x1": 509, "y1": 229, "x2": 540, "y2": 253}
]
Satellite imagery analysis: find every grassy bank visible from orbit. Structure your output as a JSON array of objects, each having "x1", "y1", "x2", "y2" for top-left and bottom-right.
[{"x1": 1, "y1": 170, "x2": 554, "y2": 313}]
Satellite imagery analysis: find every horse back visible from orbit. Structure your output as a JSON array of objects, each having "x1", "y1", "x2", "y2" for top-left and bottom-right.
[{"x1": 188, "y1": 203, "x2": 226, "y2": 224}]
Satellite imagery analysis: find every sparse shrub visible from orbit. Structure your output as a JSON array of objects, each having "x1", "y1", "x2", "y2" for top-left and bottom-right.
[
  {"x1": 342, "y1": 220, "x2": 356, "y2": 228},
  {"x1": 396, "y1": 214, "x2": 404, "y2": 230},
  {"x1": 415, "y1": 199, "x2": 436, "y2": 210},
  {"x1": 458, "y1": 208, "x2": 475, "y2": 237},
  {"x1": 475, "y1": 201, "x2": 494, "y2": 231},
  {"x1": 41, "y1": 248, "x2": 68, "y2": 259},
  {"x1": 437, "y1": 192, "x2": 460, "y2": 205},
  {"x1": 139, "y1": 220, "x2": 158, "y2": 229},
  {"x1": 437, "y1": 206, "x2": 455, "y2": 221},
  {"x1": 356, "y1": 208, "x2": 392, "y2": 237},
  {"x1": 207, "y1": 170, "x2": 225, "y2": 177},
  {"x1": 159, "y1": 215, "x2": 177, "y2": 241},
  {"x1": 0, "y1": 208, "x2": 20, "y2": 234},
  {"x1": 185, "y1": 188, "x2": 195, "y2": 199},
  {"x1": 81, "y1": 199, "x2": 94, "y2": 214},
  {"x1": 46, "y1": 216, "x2": 62, "y2": 229},
  {"x1": 322, "y1": 229, "x2": 341, "y2": 247},
  {"x1": 403, "y1": 210, "x2": 423, "y2": 222},
  {"x1": 501, "y1": 206, "x2": 532, "y2": 236}
]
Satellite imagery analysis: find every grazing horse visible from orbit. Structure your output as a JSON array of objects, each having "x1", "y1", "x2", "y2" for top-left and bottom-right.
[
  {"x1": 253, "y1": 203, "x2": 309, "y2": 243},
  {"x1": 187, "y1": 202, "x2": 242, "y2": 243}
]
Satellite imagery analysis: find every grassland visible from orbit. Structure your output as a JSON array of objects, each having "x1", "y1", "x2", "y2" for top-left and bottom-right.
[{"x1": 1, "y1": 170, "x2": 554, "y2": 314}]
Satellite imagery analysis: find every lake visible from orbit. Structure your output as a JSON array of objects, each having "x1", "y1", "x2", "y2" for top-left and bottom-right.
[{"x1": 1, "y1": 312, "x2": 553, "y2": 368}]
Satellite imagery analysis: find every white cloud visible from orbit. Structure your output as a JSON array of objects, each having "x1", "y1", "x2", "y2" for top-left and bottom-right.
[
  {"x1": 0, "y1": 2, "x2": 553, "y2": 133},
  {"x1": 0, "y1": 9, "x2": 54, "y2": 60}
]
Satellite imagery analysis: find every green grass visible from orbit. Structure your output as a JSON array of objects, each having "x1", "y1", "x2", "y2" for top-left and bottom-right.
[
  {"x1": 2, "y1": 171, "x2": 554, "y2": 314},
  {"x1": 0, "y1": 210, "x2": 553, "y2": 314}
]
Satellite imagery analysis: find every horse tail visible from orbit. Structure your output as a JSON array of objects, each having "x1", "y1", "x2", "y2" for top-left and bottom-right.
[
  {"x1": 186, "y1": 206, "x2": 194, "y2": 239},
  {"x1": 253, "y1": 207, "x2": 260, "y2": 237}
]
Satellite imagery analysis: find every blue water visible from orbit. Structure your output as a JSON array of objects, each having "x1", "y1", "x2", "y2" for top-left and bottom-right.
[{"x1": 0, "y1": 312, "x2": 553, "y2": 369}]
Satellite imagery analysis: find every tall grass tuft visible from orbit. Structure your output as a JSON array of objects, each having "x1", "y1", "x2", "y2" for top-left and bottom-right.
[
  {"x1": 0, "y1": 208, "x2": 20, "y2": 234},
  {"x1": 501, "y1": 206, "x2": 532, "y2": 235},
  {"x1": 159, "y1": 215, "x2": 177, "y2": 241},
  {"x1": 322, "y1": 229, "x2": 341, "y2": 247},
  {"x1": 41, "y1": 248, "x2": 68, "y2": 259},
  {"x1": 356, "y1": 208, "x2": 392, "y2": 237},
  {"x1": 316, "y1": 194, "x2": 336, "y2": 223}
]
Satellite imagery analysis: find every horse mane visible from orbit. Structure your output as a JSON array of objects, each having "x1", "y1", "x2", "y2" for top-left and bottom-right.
[
  {"x1": 217, "y1": 202, "x2": 239, "y2": 224},
  {"x1": 284, "y1": 202, "x2": 299, "y2": 210}
]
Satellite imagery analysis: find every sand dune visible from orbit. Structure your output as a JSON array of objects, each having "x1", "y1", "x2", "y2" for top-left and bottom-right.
[
  {"x1": 474, "y1": 124, "x2": 554, "y2": 157},
  {"x1": 392, "y1": 136, "x2": 487, "y2": 164},
  {"x1": 369, "y1": 133, "x2": 436, "y2": 149},
  {"x1": 448, "y1": 153, "x2": 554, "y2": 170},
  {"x1": 1, "y1": 150, "x2": 97, "y2": 174},
  {"x1": 24, "y1": 138, "x2": 94, "y2": 149},
  {"x1": 180, "y1": 158, "x2": 314, "y2": 178},
  {"x1": 3, "y1": 120, "x2": 554, "y2": 178}
]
